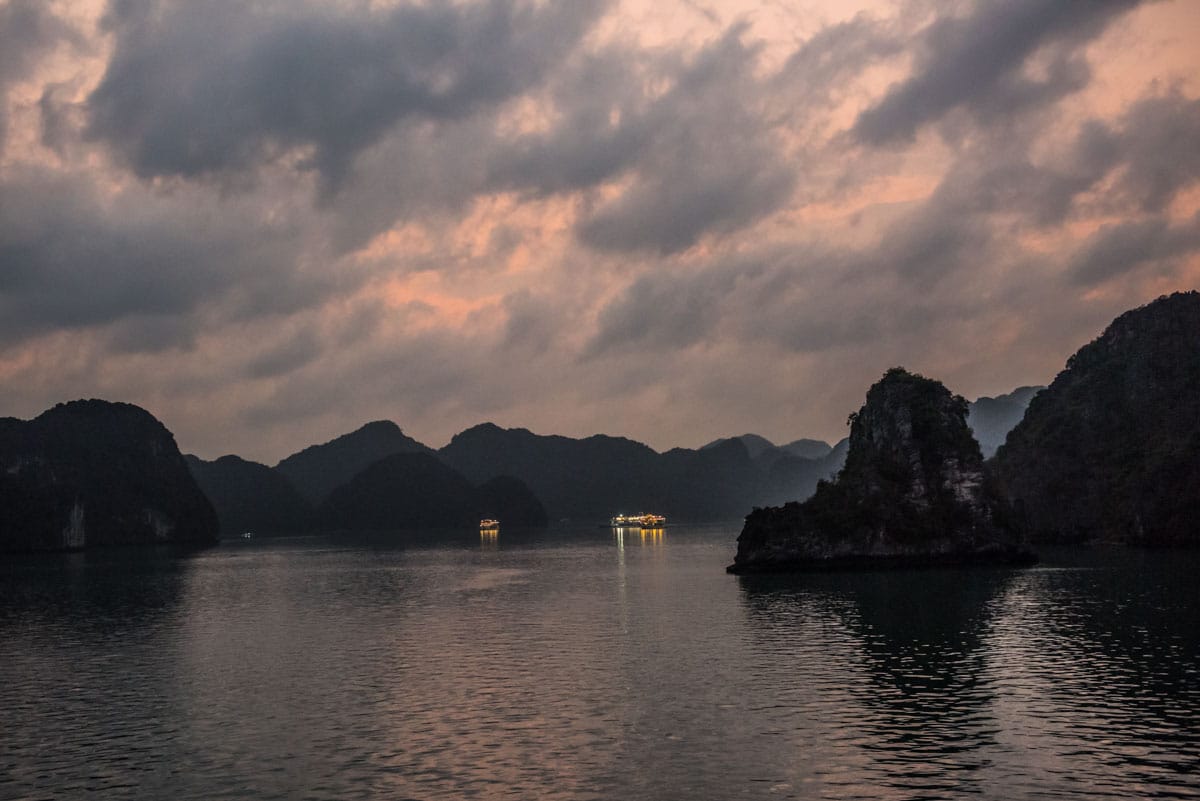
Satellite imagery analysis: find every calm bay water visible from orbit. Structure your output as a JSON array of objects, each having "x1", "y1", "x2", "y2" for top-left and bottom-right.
[{"x1": 1, "y1": 526, "x2": 1197, "y2": 800}]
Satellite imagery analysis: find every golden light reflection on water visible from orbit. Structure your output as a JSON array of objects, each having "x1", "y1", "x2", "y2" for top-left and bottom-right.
[
  {"x1": 611, "y1": 526, "x2": 665, "y2": 549},
  {"x1": 639, "y1": 528, "x2": 665, "y2": 545},
  {"x1": 480, "y1": 529, "x2": 498, "y2": 551}
]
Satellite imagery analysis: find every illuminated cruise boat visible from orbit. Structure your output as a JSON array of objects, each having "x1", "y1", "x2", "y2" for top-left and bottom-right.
[
  {"x1": 610, "y1": 514, "x2": 666, "y2": 529},
  {"x1": 479, "y1": 518, "x2": 500, "y2": 531}
]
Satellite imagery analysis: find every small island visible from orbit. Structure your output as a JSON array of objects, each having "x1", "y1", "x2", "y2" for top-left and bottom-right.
[{"x1": 728, "y1": 368, "x2": 1035, "y2": 573}]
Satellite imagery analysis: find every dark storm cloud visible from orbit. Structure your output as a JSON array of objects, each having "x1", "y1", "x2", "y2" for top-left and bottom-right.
[
  {"x1": 86, "y1": 0, "x2": 607, "y2": 191},
  {"x1": 486, "y1": 48, "x2": 653, "y2": 197},
  {"x1": 238, "y1": 323, "x2": 494, "y2": 430},
  {"x1": 0, "y1": 167, "x2": 324, "y2": 348},
  {"x1": 0, "y1": 0, "x2": 75, "y2": 152},
  {"x1": 323, "y1": 20, "x2": 806, "y2": 256},
  {"x1": 586, "y1": 264, "x2": 737, "y2": 354},
  {"x1": 774, "y1": 13, "x2": 904, "y2": 111},
  {"x1": 104, "y1": 313, "x2": 203, "y2": 354},
  {"x1": 853, "y1": 0, "x2": 1143, "y2": 145},
  {"x1": 1099, "y1": 91, "x2": 1200, "y2": 213},
  {"x1": 486, "y1": 17, "x2": 901, "y2": 255},
  {"x1": 576, "y1": 157, "x2": 795, "y2": 255},
  {"x1": 1069, "y1": 213, "x2": 1200, "y2": 287},
  {"x1": 38, "y1": 80, "x2": 80, "y2": 156},
  {"x1": 584, "y1": 240, "x2": 923, "y2": 360},
  {"x1": 915, "y1": 89, "x2": 1200, "y2": 233},
  {"x1": 501, "y1": 290, "x2": 567, "y2": 354},
  {"x1": 574, "y1": 29, "x2": 797, "y2": 254},
  {"x1": 244, "y1": 329, "x2": 321, "y2": 380}
]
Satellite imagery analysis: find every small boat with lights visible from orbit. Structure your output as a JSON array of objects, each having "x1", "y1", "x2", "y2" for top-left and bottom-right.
[
  {"x1": 479, "y1": 518, "x2": 500, "y2": 531},
  {"x1": 610, "y1": 514, "x2": 666, "y2": 529}
]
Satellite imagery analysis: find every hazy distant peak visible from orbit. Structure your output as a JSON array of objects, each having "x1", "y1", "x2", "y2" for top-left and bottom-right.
[
  {"x1": 779, "y1": 438, "x2": 833, "y2": 460},
  {"x1": 973, "y1": 386, "x2": 1044, "y2": 406},
  {"x1": 701, "y1": 433, "x2": 776, "y2": 458},
  {"x1": 967, "y1": 385, "x2": 1046, "y2": 459}
]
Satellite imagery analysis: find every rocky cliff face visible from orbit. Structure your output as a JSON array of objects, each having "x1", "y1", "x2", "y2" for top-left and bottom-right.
[
  {"x1": 729, "y1": 369, "x2": 1033, "y2": 573},
  {"x1": 992, "y1": 291, "x2": 1200, "y2": 545},
  {"x1": 0, "y1": 400, "x2": 218, "y2": 551}
]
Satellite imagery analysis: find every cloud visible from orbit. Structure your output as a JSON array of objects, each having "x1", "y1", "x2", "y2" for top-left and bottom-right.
[
  {"x1": 485, "y1": 47, "x2": 655, "y2": 197},
  {"x1": 0, "y1": 0, "x2": 76, "y2": 153},
  {"x1": 1069, "y1": 213, "x2": 1200, "y2": 286},
  {"x1": 0, "y1": 166, "x2": 329, "y2": 348},
  {"x1": 774, "y1": 12, "x2": 904, "y2": 112},
  {"x1": 574, "y1": 28, "x2": 797, "y2": 254},
  {"x1": 86, "y1": 0, "x2": 607, "y2": 192},
  {"x1": 2, "y1": 0, "x2": 1199, "y2": 464},
  {"x1": 244, "y1": 328, "x2": 322, "y2": 380},
  {"x1": 586, "y1": 263, "x2": 739, "y2": 354},
  {"x1": 1102, "y1": 91, "x2": 1200, "y2": 213},
  {"x1": 853, "y1": 0, "x2": 1144, "y2": 145}
]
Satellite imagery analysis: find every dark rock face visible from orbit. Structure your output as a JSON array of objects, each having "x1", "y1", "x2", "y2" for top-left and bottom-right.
[
  {"x1": 992, "y1": 291, "x2": 1200, "y2": 545},
  {"x1": 476, "y1": 475, "x2": 549, "y2": 527},
  {"x1": 0, "y1": 400, "x2": 218, "y2": 552},
  {"x1": 315, "y1": 452, "x2": 547, "y2": 531},
  {"x1": 275, "y1": 420, "x2": 433, "y2": 504},
  {"x1": 185, "y1": 454, "x2": 312, "y2": 536},
  {"x1": 729, "y1": 369, "x2": 1034, "y2": 573}
]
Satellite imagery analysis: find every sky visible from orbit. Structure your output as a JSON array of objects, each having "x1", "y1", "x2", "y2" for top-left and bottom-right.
[{"x1": 1, "y1": 0, "x2": 1198, "y2": 463}]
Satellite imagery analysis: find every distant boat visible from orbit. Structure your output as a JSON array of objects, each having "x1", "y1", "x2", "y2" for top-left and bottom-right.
[
  {"x1": 610, "y1": 514, "x2": 666, "y2": 529},
  {"x1": 241, "y1": 532, "x2": 254, "y2": 539},
  {"x1": 479, "y1": 519, "x2": 500, "y2": 531}
]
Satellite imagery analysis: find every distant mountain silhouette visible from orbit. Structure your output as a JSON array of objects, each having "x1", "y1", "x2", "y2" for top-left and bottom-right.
[
  {"x1": 0, "y1": 400, "x2": 218, "y2": 551},
  {"x1": 701, "y1": 434, "x2": 833, "y2": 464},
  {"x1": 968, "y1": 386, "x2": 1043, "y2": 458},
  {"x1": 661, "y1": 439, "x2": 760, "y2": 520},
  {"x1": 779, "y1": 438, "x2": 835, "y2": 460},
  {"x1": 757, "y1": 438, "x2": 848, "y2": 507},
  {"x1": 701, "y1": 433, "x2": 778, "y2": 459},
  {"x1": 186, "y1": 454, "x2": 312, "y2": 536},
  {"x1": 441, "y1": 423, "x2": 662, "y2": 520},
  {"x1": 316, "y1": 452, "x2": 546, "y2": 530},
  {"x1": 276, "y1": 420, "x2": 433, "y2": 504},
  {"x1": 992, "y1": 292, "x2": 1200, "y2": 545},
  {"x1": 440, "y1": 423, "x2": 847, "y2": 522}
]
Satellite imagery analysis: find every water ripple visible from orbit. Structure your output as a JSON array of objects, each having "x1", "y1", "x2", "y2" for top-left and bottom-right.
[{"x1": 0, "y1": 535, "x2": 1197, "y2": 800}]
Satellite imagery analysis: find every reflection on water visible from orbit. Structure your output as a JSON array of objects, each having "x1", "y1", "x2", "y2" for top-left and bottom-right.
[
  {"x1": 612, "y1": 526, "x2": 666, "y2": 553},
  {"x1": 0, "y1": 532, "x2": 1197, "y2": 800},
  {"x1": 739, "y1": 569, "x2": 1014, "y2": 797},
  {"x1": 739, "y1": 553, "x2": 1200, "y2": 799}
]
